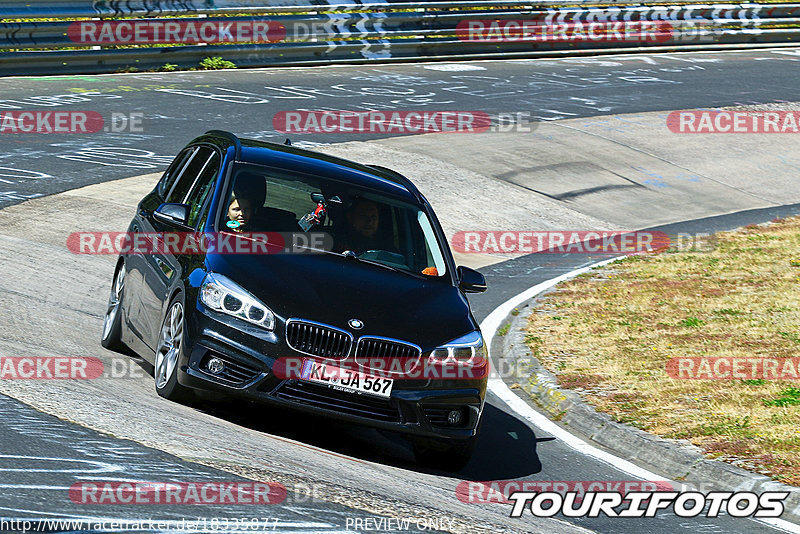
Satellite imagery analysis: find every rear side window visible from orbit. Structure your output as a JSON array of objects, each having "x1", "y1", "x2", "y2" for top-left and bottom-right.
[
  {"x1": 159, "y1": 147, "x2": 196, "y2": 199},
  {"x1": 165, "y1": 146, "x2": 214, "y2": 205},
  {"x1": 185, "y1": 151, "x2": 221, "y2": 228}
]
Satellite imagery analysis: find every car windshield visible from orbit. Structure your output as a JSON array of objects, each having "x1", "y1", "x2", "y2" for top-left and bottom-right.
[{"x1": 217, "y1": 163, "x2": 448, "y2": 278}]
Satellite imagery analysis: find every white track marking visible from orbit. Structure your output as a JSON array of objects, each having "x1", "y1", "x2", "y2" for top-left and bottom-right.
[{"x1": 0, "y1": 455, "x2": 123, "y2": 474}]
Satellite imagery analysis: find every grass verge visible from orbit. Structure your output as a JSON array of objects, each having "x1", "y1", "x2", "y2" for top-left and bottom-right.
[{"x1": 525, "y1": 216, "x2": 800, "y2": 485}]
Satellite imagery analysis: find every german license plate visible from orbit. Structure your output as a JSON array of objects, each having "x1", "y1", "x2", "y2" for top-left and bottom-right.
[{"x1": 300, "y1": 359, "x2": 393, "y2": 398}]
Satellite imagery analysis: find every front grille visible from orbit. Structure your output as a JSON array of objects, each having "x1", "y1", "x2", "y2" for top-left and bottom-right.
[
  {"x1": 275, "y1": 381, "x2": 406, "y2": 423},
  {"x1": 355, "y1": 337, "x2": 422, "y2": 375},
  {"x1": 286, "y1": 320, "x2": 352, "y2": 360},
  {"x1": 200, "y1": 352, "x2": 261, "y2": 386}
]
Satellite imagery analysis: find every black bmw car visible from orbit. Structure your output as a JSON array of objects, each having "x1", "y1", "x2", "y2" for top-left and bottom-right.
[{"x1": 101, "y1": 130, "x2": 488, "y2": 469}]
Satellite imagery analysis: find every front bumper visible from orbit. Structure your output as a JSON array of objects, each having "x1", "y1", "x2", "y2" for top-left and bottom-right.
[{"x1": 178, "y1": 305, "x2": 487, "y2": 440}]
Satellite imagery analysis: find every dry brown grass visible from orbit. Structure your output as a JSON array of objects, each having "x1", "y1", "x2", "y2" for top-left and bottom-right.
[{"x1": 526, "y1": 216, "x2": 800, "y2": 485}]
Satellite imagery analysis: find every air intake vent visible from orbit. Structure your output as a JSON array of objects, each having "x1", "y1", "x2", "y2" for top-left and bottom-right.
[{"x1": 275, "y1": 381, "x2": 404, "y2": 422}]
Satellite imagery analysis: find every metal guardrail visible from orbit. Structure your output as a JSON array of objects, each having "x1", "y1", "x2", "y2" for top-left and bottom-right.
[
  {"x1": 0, "y1": 1, "x2": 799, "y2": 76},
  {"x1": 3, "y1": 0, "x2": 788, "y2": 18}
]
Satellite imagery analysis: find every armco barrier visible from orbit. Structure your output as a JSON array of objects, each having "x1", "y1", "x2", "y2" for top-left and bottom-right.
[
  {"x1": 5, "y1": 1, "x2": 792, "y2": 17},
  {"x1": 0, "y1": 1, "x2": 799, "y2": 76}
]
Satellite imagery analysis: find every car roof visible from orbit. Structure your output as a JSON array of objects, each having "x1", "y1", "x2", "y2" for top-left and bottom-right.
[{"x1": 192, "y1": 131, "x2": 423, "y2": 203}]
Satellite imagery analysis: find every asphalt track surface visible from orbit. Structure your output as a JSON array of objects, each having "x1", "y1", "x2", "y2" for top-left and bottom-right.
[
  {"x1": 0, "y1": 394, "x2": 395, "y2": 534},
  {"x1": 1, "y1": 48, "x2": 800, "y2": 207},
  {"x1": 1, "y1": 49, "x2": 800, "y2": 534}
]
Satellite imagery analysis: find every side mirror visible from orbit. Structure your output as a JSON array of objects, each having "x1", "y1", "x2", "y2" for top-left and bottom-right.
[
  {"x1": 457, "y1": 265, "x2": 487, "y2": 293},
  {"x1": 153, "y1": 203, "x2": 190, "y2": 226}
]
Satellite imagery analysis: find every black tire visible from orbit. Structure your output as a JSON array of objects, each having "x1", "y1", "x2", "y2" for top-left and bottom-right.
[
  {"x1": 153, "y1": 295, "x2": 194, "y2": 403},
  {"x1": 100, "y1": 262, "x2": 127, "y2": 352},
  {"x1": 412, "y1": 435, "x2": 477, "y2": 472}
]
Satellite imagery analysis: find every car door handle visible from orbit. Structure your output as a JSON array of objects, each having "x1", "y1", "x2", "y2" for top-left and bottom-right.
[{"x1": 139, "y1": 208, "x2": 149, "y2": 218}]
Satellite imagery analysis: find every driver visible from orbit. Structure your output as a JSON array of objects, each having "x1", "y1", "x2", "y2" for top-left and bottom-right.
[{"x1": 337, "y1": 197, "x2": 396, "y2": 254}]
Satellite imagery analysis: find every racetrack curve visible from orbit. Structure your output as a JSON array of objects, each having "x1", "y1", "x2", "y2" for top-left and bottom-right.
[{"x1": 1, "y1": 49, "x2": 800, "y2": 534}]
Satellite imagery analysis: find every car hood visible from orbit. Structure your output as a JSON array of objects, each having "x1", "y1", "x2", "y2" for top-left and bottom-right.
[{"x1": 206, "y1": 252, "x2": 477, "y2": 349}]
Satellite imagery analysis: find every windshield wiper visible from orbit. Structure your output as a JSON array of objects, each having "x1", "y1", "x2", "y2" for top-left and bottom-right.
[{"x1": 341, "y1": 251, "x2": 408, "y2": 275}]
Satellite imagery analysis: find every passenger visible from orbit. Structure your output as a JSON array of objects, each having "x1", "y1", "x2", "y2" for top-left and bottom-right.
[{"x1": 226, "y1": 173, "x2": 266, "y2": 233}]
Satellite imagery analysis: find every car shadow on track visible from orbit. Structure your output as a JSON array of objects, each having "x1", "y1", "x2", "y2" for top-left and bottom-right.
[
  {"x1": 129, "y1": 350, "x2": 550, "y2": 479},
  {"x1": 461, "y1": 403, "x2": 551, "y2": 480},
  {"x1": 186, "y1": 391, "x2": 547, "y2": 480}
]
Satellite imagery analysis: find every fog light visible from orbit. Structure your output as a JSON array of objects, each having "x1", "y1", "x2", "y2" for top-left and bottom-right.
[
  {"x1": 206, "y1": 357, "x2": 225, "y2": 375},
  {"x1": 447, "y1": 409, "x2": 462, "y2": 426}
]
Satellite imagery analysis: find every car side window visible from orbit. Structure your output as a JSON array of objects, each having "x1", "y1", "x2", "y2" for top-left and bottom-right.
[
  {"x1": 159, "y1": 147, "x2": 196, "y2": 199},
  {"x1": 165, "y1": 146, "x2": 214, "y2": 205},
  {"x1": 185, "y1": 151, "x2": 221, "y2": 228}
]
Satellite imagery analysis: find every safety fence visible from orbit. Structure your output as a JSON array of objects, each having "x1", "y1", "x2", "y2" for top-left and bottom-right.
[{"x1": 1, "y1": 0, "x2": 799, "y2": 76}]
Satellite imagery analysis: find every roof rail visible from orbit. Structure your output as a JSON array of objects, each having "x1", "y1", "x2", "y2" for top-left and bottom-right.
[
  {"x1": 205, "y1": 130, "x2": 242, "y2": 159},
  {"x1": 366, "y1": 164, "x2": 422, "y2": 202}
]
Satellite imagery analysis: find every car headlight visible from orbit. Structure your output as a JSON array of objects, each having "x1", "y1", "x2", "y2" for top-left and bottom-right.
[
  {"x1": 428, "y1": 331, "x2": 486, "y2": 367},
  {"x1": 200, "y1": 272, "x2": 275, "y2": 330}
]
